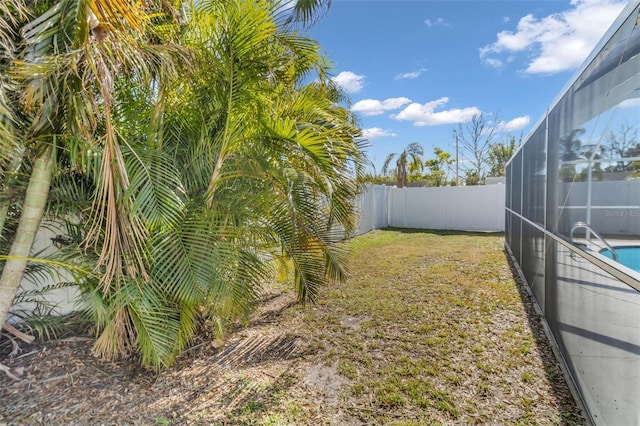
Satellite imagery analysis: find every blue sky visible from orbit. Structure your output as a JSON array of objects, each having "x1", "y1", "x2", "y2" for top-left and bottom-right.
[{"x1": 307, "y1": 0, "x2": 628, "y2": 174}]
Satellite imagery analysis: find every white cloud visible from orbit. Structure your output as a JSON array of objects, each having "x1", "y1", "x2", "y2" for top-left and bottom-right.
[
  {"x1": 332, "y1": 71, "x2": 365, "y2": 94},
  {"x1": 392, "y1": 97, "x2": 481, "y2": 126},
  {"x1": 351, "y1": 97, "x2": 412, "y2": 116},
  {"x1": 484, "y1": 58, "x2": 504, "y2": 69},
  {"x1": 498, "y1": 115, "x2": 531, "y2": 132},
  {"x1": 361, "y1": 127, "x2": 397, "y2": 139},
  {"x1": 424, "y1": 17, "x2": 450, "y2": 27},
  {"x1": 480, "y1": 0, "x2": 626, "y2": 74},
  {"x1": 619, "y1": 98, "x2": 640, "y2": 108},
  {"x1": 395, "y1": 68, "x2": 427, "y2": 80}
]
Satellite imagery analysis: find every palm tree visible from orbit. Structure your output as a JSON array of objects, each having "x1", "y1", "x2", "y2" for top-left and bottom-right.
[
  {"x1": 381, "y1": 142, "x2": 424, "y2": 188},
  {"x1": 155, "y1": 0, "x2": 365, "y2": 314},
  {"x1": 0, "y1": 0, "x2": 181, "y2": 356},
  {"x1": 1, "y1": 0, "x2": 364, "y2": 369},
  {"x1": 80, "y1": 0, "x2": 363, "y2": 366}
]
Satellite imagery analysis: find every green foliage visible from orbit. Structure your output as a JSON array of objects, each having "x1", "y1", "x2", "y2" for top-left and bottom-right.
[
  {"x1": 3, "y1": 240, "x2": 93, "y2": 341},
  {"x1": 381, "y1": 142, "x2": 424, "y2": 188},
  {"x1": 424, "y1": 147, "x2": 455, "y2": 187},
  {"x1": 10, "y1": 280, "x2": 74, "y2": 340},
  {"x1": 0, "y1": 0, "x2": 365, "y2": 368},
  {"x1": 464, "y1": 170, "x2": 480, "y2": 186},
  {"x1": 155, "y1": 416, "x2": 171, "y2": 426},
  {"x1": 487, "y1": 136, "x2": 518, "y2": 177}
]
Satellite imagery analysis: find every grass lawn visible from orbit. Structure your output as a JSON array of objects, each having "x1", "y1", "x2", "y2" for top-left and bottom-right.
[
  {"x1": 0, "y1": 229, "x2": 585, "y2": 425},
  {"x1": 227, "y1": 229, "x2": 585, "y2": 425}
]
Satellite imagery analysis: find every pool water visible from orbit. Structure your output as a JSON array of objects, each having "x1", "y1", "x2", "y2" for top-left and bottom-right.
[{"x1": 600, "y1": 246, "x2": 640, "y2": 273}]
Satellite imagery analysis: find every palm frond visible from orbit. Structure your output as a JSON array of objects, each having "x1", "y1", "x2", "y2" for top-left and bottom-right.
[
  {"x1": 122, "y1": 145, "x2": 185, "y2": 229},
  {"x1": 382, "y1": 153, "x2": 397, "y2": 176},
  {"x1": 284, "y1": 0, "x2": 331, "y2": 28}
]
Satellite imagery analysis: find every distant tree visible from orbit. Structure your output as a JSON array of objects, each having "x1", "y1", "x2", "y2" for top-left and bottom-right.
[
  {"x1": 424, "y1": 147, "x2": 455, "y2": 186},
  {"x1": 487, "y1": 136, "x2": 518, "y2": 177},
  {"x1": 602, "y1": 123, "x2": 638, "y2": 172},
  {"x1": 577, "y1": 157, "x2": 604, "y2": 182},
  {"x1": 626, "y1": 142, "x2": 640, "y2": 177},
  {"x1": 359, "y1": 163, "x2": 394, "y2": 185},
  {"x1": 465, "y1": 170, "x2": 480, "y2": 186},
  {"x1": 382, "y1": 142, "x2": 424, "y2": 188},
  {"x1": 454, "y1": 113, "x2": 498, "y2": 183}
]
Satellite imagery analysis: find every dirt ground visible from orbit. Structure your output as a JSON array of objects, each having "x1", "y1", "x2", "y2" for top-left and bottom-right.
[
  {"x1": 0, "y1": 231, "x2": 586, "y2": 425},
  {"x1": 0, "y1": 290, "x2": 584, "y2": 425},
  {"x1": 0, "y1": 292, "x2": 307, "y2": 425}
]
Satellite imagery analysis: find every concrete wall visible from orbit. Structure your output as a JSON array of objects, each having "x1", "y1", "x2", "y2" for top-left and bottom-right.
[{"x1": 10, "y1": 220, "x2": 78, "y2": 320}]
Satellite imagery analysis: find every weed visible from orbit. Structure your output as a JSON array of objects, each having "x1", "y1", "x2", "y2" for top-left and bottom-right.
[
  {"x1": 445, "y1": 373, "x2": 462, "y2": 386},
  {"x1": 476, "y1": 361, "x2": 497, "y2": 374},
  {"x1": 261, "y1": 414, "x2": 285, "y2": 425},
  {"x1": 284, "y1": 402, "x2": 307, "y2": 422},
  {"x1": 351, "y1": 383, "x2": 366, "y2": 396},
  {"x1": 337, "y1": 360, "x2": 357, "y2": 380},
  {"x1": 378, "y1": 392, "x2": 407, "y2": 408},
  {"x1": 242, "y1": 400, "x2": 265, "y2": 414},
  {"x1": 521, "y1": 371, "x2": 534, "y2": 383}
]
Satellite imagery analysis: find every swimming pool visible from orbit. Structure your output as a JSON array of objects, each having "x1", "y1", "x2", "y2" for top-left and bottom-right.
[{"x1": 600, "y1": 246, "x2": 640, "y2": 273}]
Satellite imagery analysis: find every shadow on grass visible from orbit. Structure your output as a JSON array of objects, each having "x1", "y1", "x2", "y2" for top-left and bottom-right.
[
  {"x1": 502, "y1": 247, "x2": 588, "y2": 425},
  {"x1": 380, "y1": 226, "x2": 504, "y2": 238}
]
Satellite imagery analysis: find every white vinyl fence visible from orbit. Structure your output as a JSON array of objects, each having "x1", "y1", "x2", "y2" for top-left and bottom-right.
[
  {"x1": 355, "y1": 184, "x2": 505, "y2": 235},
  {"x1": 558, "y1": 180, "x2": 640, "y2": 236},
  {"x1": 10, "y1": 184, "x2": 505, "y2": 318},
  {"x1": 354, "y1": 184, "x2": 390, "y2": 235}
]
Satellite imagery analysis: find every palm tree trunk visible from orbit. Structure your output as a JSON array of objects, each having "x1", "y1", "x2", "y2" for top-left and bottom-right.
[{"x1": 0, "y1": 147, "x2": 54, "y2": 328}]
